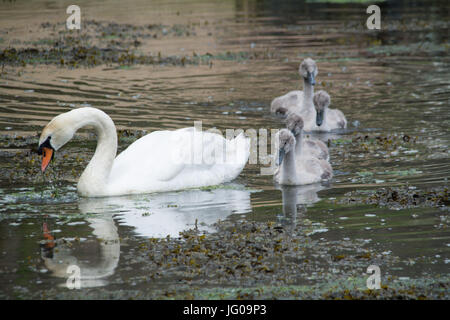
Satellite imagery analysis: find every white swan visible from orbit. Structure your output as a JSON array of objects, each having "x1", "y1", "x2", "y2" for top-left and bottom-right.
[
  {"x1": 38, "y1": 107, "x2": 250, "y2": 197},
  {"x1": 285, "y1": 112, "x2": 329, "y2": 161},
  {"x1": 313, "y1": 90, "x2": 347, "y2": 131},
  {"x1": 274, "y1": 129, "x2": 332, "y2": 185},
  {"x1": 270, "y1": 58, "x2": 318, "y2": 127}
]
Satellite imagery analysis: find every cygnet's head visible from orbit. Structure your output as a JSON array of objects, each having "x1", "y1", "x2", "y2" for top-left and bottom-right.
[
  {"x1": 313, "y1": 90, "x2": 331, "y2": 127},
  {"x1": 299, "y1": 58, "x2": 318, "y2": 86},
  {"x1": 285, "y1": 113, "x2": 304, "y2": 136},
  {"x1": 277, "y1": 129, "x2": 295, "y2": 165}
]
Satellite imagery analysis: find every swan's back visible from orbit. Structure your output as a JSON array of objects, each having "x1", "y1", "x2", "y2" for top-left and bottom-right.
[
  {"x1": 274, "y1": 153, "x2": 332, "y2": 185},
  {"x1": 303, "y1": 138, "x2": 329, "y2": 161},
  {"x1": 297, "y1": 107, "x2": 317, "y2": 132},
  {"x1": 328, "y1": 108, "x2": 347, "y2": 129},
  {"x1": 107, "y1": 128, "x2": 250, "y2": 195},
  {"x1": 296, "y1": 156, "x2": 330, "y2": 184},
  {"x1": 271, "y1": 90, "x2": 303, "y2": 114}
]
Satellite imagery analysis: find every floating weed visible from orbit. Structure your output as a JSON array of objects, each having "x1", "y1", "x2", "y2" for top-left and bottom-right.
[
  {"x1": 379, "y1": 168, "x2": 423, "y2": 176},
  {"x1": 365, "y1": 42, "x2": 448, "y2": 57},
  {"x1": 1, "y1": 17, "x2": 280, "y2": 69},
  {"x1": 339, "y1": 133, "x2": 420, "y2": 154},
  {"x1": 353, "y1": 168, "x2": 423, "y2": 184},
  {"x1": 356, "y1": 171, "x2": 374, "y2": 177},
  {"x1": 56, "y1": 212, "x2": 101, "y2": 225},
  {"x1": 23, "y1": 217, "x2": 449, "y2": 299},
  {"x1": 331, "y1": 138, "x2": 352, "y2": 146},
  {"x1": 1, "y1": 186, "x2": 76, "y2": 205},
  {"x1": 198, "y1": 184, "x2": 256, "y2": 192},
  {"x1": 341, "y1": 186, "x2": 449, "y2": 210}
]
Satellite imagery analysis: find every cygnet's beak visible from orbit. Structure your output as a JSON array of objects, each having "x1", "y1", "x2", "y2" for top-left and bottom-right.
[
  {"x1": 307, "y1": 72, "x2": 316, "y2": 86},
  {"x1": 278, "y1": 148, "x2": 286, "y2": 166},
  {"x1": 316, "y1": 110, "x2": 324, "y2": 126}
]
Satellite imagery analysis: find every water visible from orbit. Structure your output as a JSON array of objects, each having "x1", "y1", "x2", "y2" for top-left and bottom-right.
[{"x1": 0, "y1": 0, "x2": 448, "y2": 298}]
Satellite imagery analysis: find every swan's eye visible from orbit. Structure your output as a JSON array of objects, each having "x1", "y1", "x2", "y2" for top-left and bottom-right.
[{"x1": 37, "y1": 136, "x2": 54, "y2": 155}]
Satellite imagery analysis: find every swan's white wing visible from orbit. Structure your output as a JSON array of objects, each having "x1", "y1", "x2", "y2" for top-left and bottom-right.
[
  {"x1": 109, "y1": 130, "x2": 185, "y2": 184},
  {"x1": 172, "y1": 129, "x2": 250, "y2": 187},
  {"x1": 107, "y1": 128, "x2": 250, "y2": 195}
]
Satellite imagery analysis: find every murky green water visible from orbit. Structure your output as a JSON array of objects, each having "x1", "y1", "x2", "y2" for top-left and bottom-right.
[{"x1": 0, "y1": 0, "x2": 448, "y2": 298}]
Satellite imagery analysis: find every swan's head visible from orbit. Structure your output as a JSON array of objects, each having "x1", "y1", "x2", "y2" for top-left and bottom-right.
[
  {"x1": 285, "y1": 113, "x2": 304, "y2": 136},
  {"x1": 299, "y1": 58, "x2": 318, "y2": 86},
  {"x1": 277, "y1": 129, "x2": 295, "y2": 166},
  {"x1": 38, "y1": 111, "x2": 77, "y2": 172},
  {"x1": 313, "y1": 90, "x2": 330, "y2": 127}
]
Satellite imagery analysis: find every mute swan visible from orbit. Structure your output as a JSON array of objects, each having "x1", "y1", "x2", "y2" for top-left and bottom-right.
[
  {"x1": 270, "y1": 58, "x2": 318, "y2": 122},
  {"x1": 313, "y1": 90, "x2": 347, "y2": 131},
  {"x1": 38, "y1": 107, "x2": 250, "y2": 197},
  {"x1": 285, "y1": 112, "x2": 329, "y2": 161},
  {"x1": 274, "y1": 129, "x2": 332, "y2": 185}
]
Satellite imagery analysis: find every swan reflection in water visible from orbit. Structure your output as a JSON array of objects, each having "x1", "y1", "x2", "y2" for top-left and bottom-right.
[
  {"x1": 81, "y1": 184, "x2": 252, "y2": 237},
  {"x1": 41, "y1": 185, "x2": 252, "y2": 288},
  {"x1": 41, "y1": 216, "x2": 120, "y2": 289},
  {"x1": 276, "y1": 183, "x2": 326, "y2": 233}
]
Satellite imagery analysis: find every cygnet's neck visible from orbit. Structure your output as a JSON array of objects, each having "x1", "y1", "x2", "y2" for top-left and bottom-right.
[
  {"x1": 294, "y1": 131, "x2": 303, "y2": 155},
  {"x1": 303, "y1": 78, "x2": 314, "y2": 113},
  {"x1": 281, "y1": 147, "x2": 297, "y2": 183},
  {"x1": 319, "y1": 107, "x2": 329, "y2": 130}
]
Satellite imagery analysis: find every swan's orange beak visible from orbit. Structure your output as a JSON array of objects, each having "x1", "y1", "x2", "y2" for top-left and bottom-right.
[{"x1": 41, "y1": 147, "x2": 53, "y2": 172}]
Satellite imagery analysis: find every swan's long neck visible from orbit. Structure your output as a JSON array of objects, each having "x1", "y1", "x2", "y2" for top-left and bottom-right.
[
  {"x1": 71, "y1": 108, "x2": 117, "y2": 196},
  {"x1": 281, "y1": 146, "x2": 297, "y2": 183},
  {"x1": 294, "y1": 132, "x2": 303, "y2": 155},
  {"x1": 302, "y1": 78, "x2": 314, "y2": 113}
]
